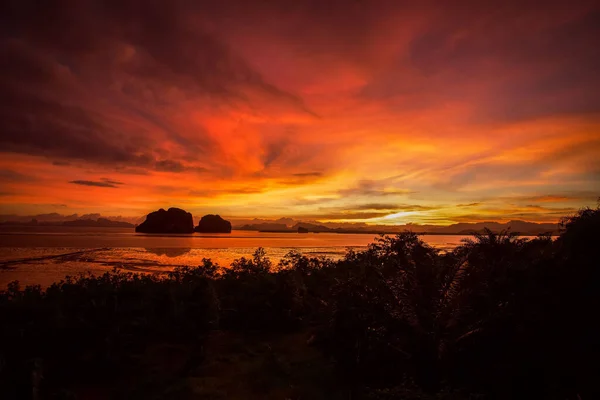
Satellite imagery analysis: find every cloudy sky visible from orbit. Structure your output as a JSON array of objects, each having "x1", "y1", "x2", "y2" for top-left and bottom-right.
[{"x1": 0, "y1": 0, "x2": 598, "y2": 225}]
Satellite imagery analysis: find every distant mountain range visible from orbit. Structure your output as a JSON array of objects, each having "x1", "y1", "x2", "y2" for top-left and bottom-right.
[
  {"x1": 0, "y1": 213, "x2": 560, "y2": 235},
  {"x1": 0, "y1": 213, "x2": 142, "y2": 225},
  {"x1": 62, "y1": 218, "x2": 135, "y2": 228},
  {"x1": 236, "y1": 219, "x2": 559, "y2": 236},
  {"x1": 425, "y1": 220, "x2": 558, "y2": 235},
  {"x1": 0, "y1": 217, "x2": 134, "y2": 228}
]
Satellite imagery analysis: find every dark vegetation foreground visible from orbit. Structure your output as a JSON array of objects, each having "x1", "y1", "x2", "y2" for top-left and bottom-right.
[{"x1": 1, "y1": 207, "x2": 599, "y2": 399}]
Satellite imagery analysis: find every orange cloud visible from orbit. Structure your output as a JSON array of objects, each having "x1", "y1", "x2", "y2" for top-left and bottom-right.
[{"x1": 0, "y1": 1, "x2": 599, "y2": 224}]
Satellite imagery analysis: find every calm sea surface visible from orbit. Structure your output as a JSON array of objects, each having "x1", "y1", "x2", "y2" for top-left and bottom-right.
[{"x1": 0, "y1": 226, "x2": 489, "y2": 288}]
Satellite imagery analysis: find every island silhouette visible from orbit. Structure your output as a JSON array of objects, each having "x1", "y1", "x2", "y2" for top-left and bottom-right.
[
  {"x1": 135, "y1": 208, "x2": 233, "y2": 234},
  {"x1": 128, "y1": 207, "x2": 560, "y2": 236},
  {"x1": 1, "y1": 206, "x2": 599, "y2": 399},
  {"x1": 135, "y1": 208, "x2": 195, "y2": 233}
]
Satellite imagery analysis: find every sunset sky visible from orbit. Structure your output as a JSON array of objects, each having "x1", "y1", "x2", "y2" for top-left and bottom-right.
[{"x1": 1, "y1": 0, "x2": 599, "y2": 225}]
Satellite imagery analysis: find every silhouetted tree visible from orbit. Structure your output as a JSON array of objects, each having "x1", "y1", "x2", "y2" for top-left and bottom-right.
[{"x1": 1, "y1": 207, "x2": 599, "y2": 398}]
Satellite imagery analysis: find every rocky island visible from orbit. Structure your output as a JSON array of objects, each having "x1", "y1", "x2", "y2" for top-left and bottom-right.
[
  {"x1": 195, "y1": 214, "x2": 232, "y2": 233},
  {"x1": 135, "y1": 208, "x2": 194, "y2": 233}
]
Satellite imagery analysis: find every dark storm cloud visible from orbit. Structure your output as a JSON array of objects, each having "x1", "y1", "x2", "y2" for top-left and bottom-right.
[
  {"x1": 0, "y1": 38, "x2": 160, "y2": 166},
  {"x1": 1, "y1": 0, "x2": 309, "y2": 100},
  {"x1": 0, "y1": 87, "x2": 155, "y2": 165},
  {"x1": 354, "y1": 203, "x2": 399, "y2": 210},
  {"x1": 361, "y1": 1, "x2": 600, "y2": 122},
  {"x1": 154, "y1": 160, "x2": 185, "y2": 173},
  {"x1": 207, "y1": 0, "x2": 402, "y2": 64},
  {"x1": 100, "y1": 178, "x2": 124, "y2": 185},
  {"x1": 292, "y1": 172, "x2": 323, "y2": 177},
  {"x1": 69, "y1": 179, "x2": 123, "y2": 188},
  {"x1": 0, "y1": 169, "x2": 36, "y2": 182},
  {"x1": 4, "y1": 0, "x2": 596, "y2": 169},
  {"x1": 1, "y1": 0, "x2": 599, "y2": 225},
  {"x1": 0, "y1": 0, "x2": 313, "y2": 167},
  {"x1": 456, "y1": 202, "x2": 482, "y2": 207}
]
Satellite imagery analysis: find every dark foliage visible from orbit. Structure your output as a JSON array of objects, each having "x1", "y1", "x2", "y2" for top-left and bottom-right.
[{"x1": 1, "y1": 207, "x2": 599, "y2": 399}]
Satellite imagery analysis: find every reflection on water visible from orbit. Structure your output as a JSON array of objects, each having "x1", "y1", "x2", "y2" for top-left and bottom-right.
[
  {"x1": 144, "y1": 248, "x2": 192, "y2": 257},
  {"x1": 0, "y1": 227, "x2": 533, "y2": 288}
]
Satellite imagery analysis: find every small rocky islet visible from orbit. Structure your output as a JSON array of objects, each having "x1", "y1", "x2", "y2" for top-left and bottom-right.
[
  {"x1": 135, "y1": 207, "x2": 231, "y2": 234},
  {"x1": 195, "y1": 214, "x2": 232, "y2": 233}
]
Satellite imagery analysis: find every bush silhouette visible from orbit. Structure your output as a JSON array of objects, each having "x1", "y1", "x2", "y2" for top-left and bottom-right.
[{"x1": 1, "y1": 206, "x2": 599, "y2": 398}]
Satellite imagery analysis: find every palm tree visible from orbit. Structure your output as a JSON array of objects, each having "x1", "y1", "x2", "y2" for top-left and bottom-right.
[{"x1": 329, "y1": 230, "x2": 527, "y2": 391}]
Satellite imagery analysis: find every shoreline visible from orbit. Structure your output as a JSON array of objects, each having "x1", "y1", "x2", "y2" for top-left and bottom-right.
[{"x1": 254, "y1": 229, "x2": 558, "y2": 236}]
